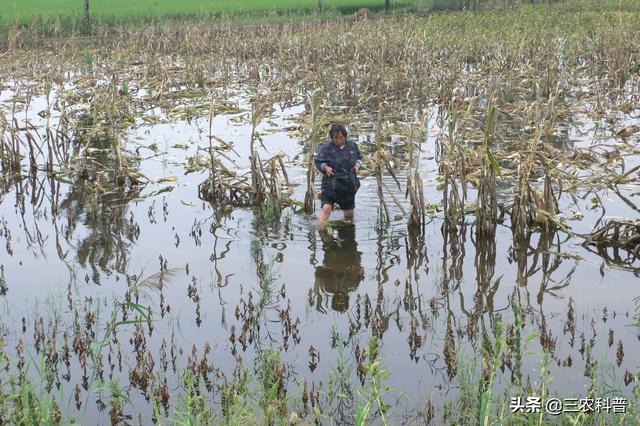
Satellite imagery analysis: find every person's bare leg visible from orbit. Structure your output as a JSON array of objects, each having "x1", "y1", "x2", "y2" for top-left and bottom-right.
[
  {"x1": 318, "y1": 204, "x2": 333, "y2": 228},
  {"x1": 343, "y1": 209, "x2": 354, "y2": 221}
]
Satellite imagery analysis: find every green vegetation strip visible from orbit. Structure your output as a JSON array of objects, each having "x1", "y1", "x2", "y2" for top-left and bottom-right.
[{"x1": 1, "y1": 0, "x2": 411, "y2": 19}]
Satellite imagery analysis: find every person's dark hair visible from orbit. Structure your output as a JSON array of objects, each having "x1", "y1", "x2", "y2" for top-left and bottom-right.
[
  {"x1": 329, "y1": 121, "x2": 347, "y2": 140},
  {"x1": 332, "y1": 292, "x2": 349, "y2": 312}
]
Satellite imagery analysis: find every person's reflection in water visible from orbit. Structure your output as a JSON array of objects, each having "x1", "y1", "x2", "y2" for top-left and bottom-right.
[{"x1": 314, "y1": 224, "x2": 364, "y2": 313}]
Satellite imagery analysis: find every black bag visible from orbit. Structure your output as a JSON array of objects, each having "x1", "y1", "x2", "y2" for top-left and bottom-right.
[
  {"x1": 328, "y1": 169, "x2": 360, "y2": 198},
  {"x1": 324, "y1": 141, "x2": 361, "y2": 199}
]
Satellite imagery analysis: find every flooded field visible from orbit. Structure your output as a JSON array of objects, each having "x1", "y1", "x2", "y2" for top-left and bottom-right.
[{"x1": 1, "y1": 5, "x2": 640, "y2": 424}]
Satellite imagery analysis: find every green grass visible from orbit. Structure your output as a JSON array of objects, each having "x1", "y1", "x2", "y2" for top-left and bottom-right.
[{"x1": 0, "y1": 0, "x2": 411, "y2": 20}]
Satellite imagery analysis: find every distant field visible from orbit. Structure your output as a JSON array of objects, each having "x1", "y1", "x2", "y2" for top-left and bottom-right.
[{"x1": 0, "y1": 0, "x2": 412, "y2": 19}]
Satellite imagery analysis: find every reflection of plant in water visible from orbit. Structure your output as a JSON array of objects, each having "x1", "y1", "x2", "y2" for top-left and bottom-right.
[
  {"x1": 250, "y1": 238, "x2": 277, "y2": 314},
  {"x1": 238, "y1": 237, "x2": 300, "y2": 353},
  {"x1": 440, "y1": 221, "x2": 467, "y2": 292},
  {"x1": 0, "y1": 271, "x2": 155, "y2": 424},
  {"x1": 2, "y1": 287, "x2": 640, "y2": 424},
  {"x1": 0, "y1": 265, "x2": 6, "y2": 296},
  {"x1": 584, "y1": 219, "x2": 640, "y2": 272},
  {"x1": 0, "y1": 177, "x2": 56, "y2": 257},
  {"x1": 469, "y1": 219, "x2": 499, "y2": 327},
  {"x1": 508, "y1": 228, "x2": 576, "y2": 304},
  {"x1": 438, "y1": 296, "x2": 640, "y2": 425},
  {"x1": 59, "y1": 181, "x2": 142, "y2": 284}
]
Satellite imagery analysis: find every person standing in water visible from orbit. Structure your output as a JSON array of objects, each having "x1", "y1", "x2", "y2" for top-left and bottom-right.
[{"x1": 314, "y1": 122, "x2": 363, "y2": 228}]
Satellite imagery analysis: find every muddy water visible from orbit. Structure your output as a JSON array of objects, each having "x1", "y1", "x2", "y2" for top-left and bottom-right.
[{"x1": 1, "y1": 84, "x2": 639, "y2": 422}]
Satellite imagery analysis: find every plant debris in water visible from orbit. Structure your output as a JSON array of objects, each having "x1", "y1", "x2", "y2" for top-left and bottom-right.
[{"x1": 1, "y1": 1, "x2": 640, "y2": 424}]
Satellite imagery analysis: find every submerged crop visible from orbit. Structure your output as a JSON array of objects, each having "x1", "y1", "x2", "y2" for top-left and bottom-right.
[{"x1": 1, "y1": 1, "x2": 640, "y2": 424}]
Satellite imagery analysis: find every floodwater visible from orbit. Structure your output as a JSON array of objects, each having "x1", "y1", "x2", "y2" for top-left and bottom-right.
[{"x1": 1, "y1": 79, "x2": 639, "y2": 423}]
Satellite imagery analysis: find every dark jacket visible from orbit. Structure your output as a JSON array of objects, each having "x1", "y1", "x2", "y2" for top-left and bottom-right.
[{"x1": 314, "y1": 140, "x2": 363, "y2": 193}]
